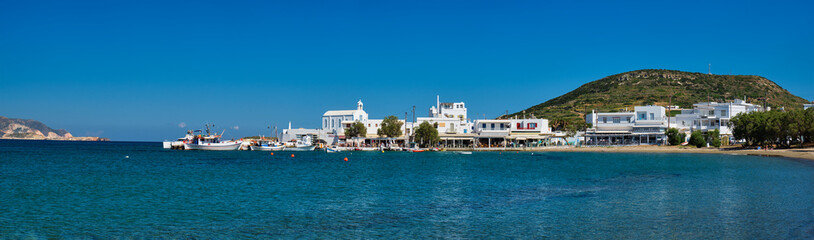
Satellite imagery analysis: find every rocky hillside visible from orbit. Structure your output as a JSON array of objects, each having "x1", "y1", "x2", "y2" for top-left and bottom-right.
[
  {"x1": 0, "y1": 116, "x2": 74, "y2": 139},
  {"x1": 508, "y1": 69, "x2": 810, "y2": 127}
]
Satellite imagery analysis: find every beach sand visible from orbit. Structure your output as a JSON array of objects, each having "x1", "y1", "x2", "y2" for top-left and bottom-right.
[{"x1": 525, "y1": 145, "x2": 814, "y2": 161}]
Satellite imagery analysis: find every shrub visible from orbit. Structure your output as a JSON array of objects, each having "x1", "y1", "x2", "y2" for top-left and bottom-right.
[
  {"x1": 707, "y1": 129, "x2": 721, "y2": 148},
  {"x1": 688, "y1": 131, "x2": 706, "y2": 148},
  {"x1": 666, "y1": 128, "x2": 686, "y2": 146}
]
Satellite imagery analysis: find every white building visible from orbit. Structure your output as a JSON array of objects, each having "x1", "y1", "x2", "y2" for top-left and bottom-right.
[
  {"x1": 414, "y1": 96, "x2": 473, "y2": 134},
  {"x1": 472, "y1": 118, "x2": 552, "y2": 148},
  {"x1": 805, "y1": 103, "x2": 813, "y2": 110},
  {"x1": 670, "y1": 99, "x2": 762, "y2": 137},
  {"x1": 322, "y1": 100, "x2": 368, "y2": 134},
  {"x1": 585, "y1": 106, "x2": 667, "y2": 145}
]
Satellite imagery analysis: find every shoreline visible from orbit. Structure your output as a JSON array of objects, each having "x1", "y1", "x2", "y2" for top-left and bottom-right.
[{"x1": 449, "y1": 146, "x2": 814, "y2": 161}]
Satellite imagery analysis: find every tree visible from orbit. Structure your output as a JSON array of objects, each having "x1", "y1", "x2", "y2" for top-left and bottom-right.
[
  {"x1": 731, "y1": 109, "x2": 814, "y2": 148},
  {"x1": 564, "y1": 120, "x2": 587, "y2": 137},
  {"x1": 666, "y1": 128, "x2": 686, "y2": 146},
  {"x1": 707, "y1": 129, "x2": 721, "y2": 148},
  {"x1": 377, "y1": 115, "x2": 403, "y2": 138},
  {"x1": 344, "y1": 121, "x2": 367, "y2": 139},
  {"x1": 414, "y1": 121, "x2": 440, "y2": 148},
  {"x1": 688, "y1": 131, "x2": 706, "y2": 148}
]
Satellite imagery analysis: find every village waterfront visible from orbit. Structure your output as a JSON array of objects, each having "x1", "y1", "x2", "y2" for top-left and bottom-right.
[{"x1": 2, "y1": 140, "x2": 814, "y2": 238}]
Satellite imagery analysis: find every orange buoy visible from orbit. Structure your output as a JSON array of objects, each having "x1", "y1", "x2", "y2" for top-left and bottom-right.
[
  {"x1": 270, "y1": 152, "x2": 274, "y2": 155},
  {"x1": 290, "y1": 154, "x2": 295, "y2": 157},
  {"x1": 344, "y1": 157, "x2": 348, "y2": 161}
]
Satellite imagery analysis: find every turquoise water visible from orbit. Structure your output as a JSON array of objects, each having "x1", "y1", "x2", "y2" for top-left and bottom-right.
[{"x1": 1, "y1": 140, "x2": 813, "y2": 238}]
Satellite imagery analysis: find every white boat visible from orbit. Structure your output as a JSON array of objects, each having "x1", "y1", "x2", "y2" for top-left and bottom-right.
[
  {"x1": 285, "y1": 135, "x2": 316, "y2": 151},
  {"x1": 457, "y1": 151, "x2": 473, "y2": 155},
  {"x1": 249, "y1": 139, "x2": 285, "y2": 151},
  {"x1": 326, "y1": 147, "x2": 341, "y2": 153},
  {"x1": 183, "y1": 124, "x2": 241, "y2": 151},
  {"x1": 184, "y1": 142, "x2": 241, "y2": 151},
  {"x1": 288, "y1": 145, "x2": 316, "y2": 151},
  {"x1": 250, "y1": 145, "x2": 285, "y2": 151}
]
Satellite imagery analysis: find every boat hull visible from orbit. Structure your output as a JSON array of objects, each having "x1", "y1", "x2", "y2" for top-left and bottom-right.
[
  {"x1": 250, "y1": 145, "x2": 285, "y2": 151},
  {"x1": 184, "y1": 143, "x2": 241, "y2": 151},
  {"x1": 287, "y1": 145, "x2": 316, "y2": 151}
]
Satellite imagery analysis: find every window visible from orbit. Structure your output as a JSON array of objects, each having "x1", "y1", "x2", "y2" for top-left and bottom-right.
[
  {"x1": 517, "y1": 123, "x2": 522, "y2": 129},
  {"x1": 482, "y1": 123, "x2": 486, "y2": 128},
  {"x1": 527, "y1": 123, "x2": 537, "y2": 129},
  {"x1": 491, "y1": 123, "x2": 495, "y2": 129},
  {"x1": 720, "y1": 110, "x2": 727, "y2": 117},
  {"x1": 709, "y1": 110, "x2": 715, "y2": 115},
  {"x1": 637, "y1": 112, "x2": 646, "y2": 120},
  {"x1": 603, "y1": 117, "x2": 607, "y2": 123},
  {"x1": 626, "y1": 117, "x2": 631, "y2": 122},
  {"x1": 612, "y1": 117, "x2": 621, "y2": 123},
  {"x1": 649, "y1": 113, "x2": 654, "y2": 120}
]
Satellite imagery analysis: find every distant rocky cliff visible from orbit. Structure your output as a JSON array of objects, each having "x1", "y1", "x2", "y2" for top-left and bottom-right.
[{"x1": 0, "y1": 116, "x2": 106, "y2": 141}]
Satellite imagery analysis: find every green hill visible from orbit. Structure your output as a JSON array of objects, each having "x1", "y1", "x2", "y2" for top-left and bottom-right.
[{"x1": 508, "y1": 69, "x2": 810, "y2": 128}]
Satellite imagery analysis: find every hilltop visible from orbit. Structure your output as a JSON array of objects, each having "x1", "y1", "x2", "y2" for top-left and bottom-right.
[
  {"x1": 507, "y1": 69, "x2": 810, "y2": 128},
  {"x1": 0, "y1": 116, "x2": 107, "y2": 141}
]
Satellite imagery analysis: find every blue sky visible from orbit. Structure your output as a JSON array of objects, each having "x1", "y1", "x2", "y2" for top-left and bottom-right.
[{"x1": 1, "y1": 0, "x2": 812, "y2": 141}]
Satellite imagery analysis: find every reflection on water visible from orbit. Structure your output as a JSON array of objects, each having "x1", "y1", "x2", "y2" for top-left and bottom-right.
[{"x1": 1, "y1": 140, "x2": 813, "y2": 238}]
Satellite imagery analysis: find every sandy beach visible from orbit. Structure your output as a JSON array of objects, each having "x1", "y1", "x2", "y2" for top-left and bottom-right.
[
  {"x1": 455, "y1": 145, "x2": 814, "y2": 161},
  {"x1": 521, "y1": 145, "x2": 814, "y2": 161}
]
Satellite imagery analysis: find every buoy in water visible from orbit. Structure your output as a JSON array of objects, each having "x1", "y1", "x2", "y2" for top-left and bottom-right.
[
  {"x1": 270, "y1": 152, "x2": 274, "y2": 155},
  {"x1": 291, "y1": 154, "x2": 295, "y2": 157},
  {"x1": 344, "y1": 157, "x2": 348, "y2": 161},
  {"x1": 125, "y1": 156, "x2": 129, "y2": 159}
]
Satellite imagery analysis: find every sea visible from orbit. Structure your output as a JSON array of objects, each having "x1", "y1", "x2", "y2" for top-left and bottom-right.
[{"x1": 1, "y1": 139, "x2": 813, "y2": 239}]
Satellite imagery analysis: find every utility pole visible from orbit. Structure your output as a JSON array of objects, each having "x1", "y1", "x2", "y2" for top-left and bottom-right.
[
  {"x1": 411, "y1": 106, "x2": 416, "y2": 145},
  {"x1": 405, "y1": 111, "x2": 409, "y2": 146}
]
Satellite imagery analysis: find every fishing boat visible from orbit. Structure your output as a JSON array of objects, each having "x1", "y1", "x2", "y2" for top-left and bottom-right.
[
  {"x1": 183, "y1": 124, "x2": 241, "y2": 151},
  {"x1": 250, "y1": 140, "x2": 285, "y2": 151},
  {"x1": 286, "y1": 135, "x2": 316, "y2": 151},
  {"x1": 250, "y1": 125, "x2": 285, "y2": 151}
]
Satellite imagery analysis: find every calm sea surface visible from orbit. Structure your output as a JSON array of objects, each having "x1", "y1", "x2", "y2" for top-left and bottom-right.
[{"x1": 1, "y1": 140, "x2": 813, "y2": 239}]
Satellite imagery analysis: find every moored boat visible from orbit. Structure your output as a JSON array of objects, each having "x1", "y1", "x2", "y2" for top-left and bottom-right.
[
  {"x1": 249, "y1": 139, "x2": 285, "y2": 151},
  {"x1": 183, "y1": 124, "x2": 241, "y2": 151},
  {"x1": 288, "y1": 145, "x2": 316, "y2": 151},
  {"x1": 285, "y1": 135, "x2": 316, "y2": 151},
  {"x1": 250, "y1": 145, "x2": 285, "y2": 151}
]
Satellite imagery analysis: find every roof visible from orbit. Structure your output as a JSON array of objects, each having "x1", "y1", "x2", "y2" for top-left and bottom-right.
[{"x1": 323, "y1": 110, "x2": 357, "y2": 116}]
